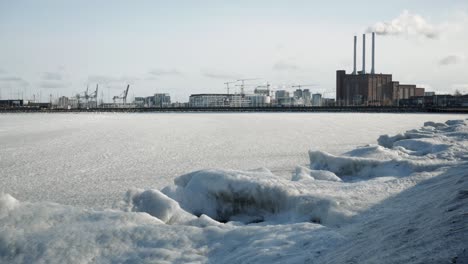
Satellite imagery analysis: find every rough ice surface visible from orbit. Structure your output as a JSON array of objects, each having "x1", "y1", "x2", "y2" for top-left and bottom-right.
[
  {"x1": 1, "y1": 114, "x2": 468, "y2": 263},
  {"x1": 1, "y1": 113, "x2": 465, "y2": 208}
]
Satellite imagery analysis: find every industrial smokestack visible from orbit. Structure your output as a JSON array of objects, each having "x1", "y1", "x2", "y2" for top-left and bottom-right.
[
  {"x1": 362, "y1": 34, "x2": 366, "y2": 74},
  {"x1": 371, "y1": 32, "x2": 375, "y2": 74},
  {"x1": 352, "y1": 36, "x2": 357, "y2": 75}
]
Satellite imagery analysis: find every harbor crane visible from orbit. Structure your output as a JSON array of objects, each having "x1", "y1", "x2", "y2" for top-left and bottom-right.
[
  {"x1": 89, "y1": 84, "x2": 99, "y2": 101},
  {"x1": 75, "y1": 85, "x2": 91, "y2": 108},
  {"x1": 113, "y1": 84, "x2": 130, "y2": 104},
  {"x1": 86, "y1": 84, "x2": 99, "y2": 107}
]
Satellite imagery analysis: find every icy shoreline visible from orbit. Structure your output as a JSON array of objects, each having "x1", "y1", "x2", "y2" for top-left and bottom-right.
[{"x1": 1, "y1": 119, "x2": 467, "y2": 263}]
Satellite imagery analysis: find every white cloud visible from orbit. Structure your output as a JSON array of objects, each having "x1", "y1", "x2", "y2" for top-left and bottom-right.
[
  {"x1": 87, "y1": 75, "x2": 118, "y2": 84},
  {"x1": 273, "y1": 61, "x2": 299, "y2": 71},
  {"x1": 0, "y1": 76, "x2": 29, "y2": 89},
  {"x1": 42, "y1": 72, "x2": 63, "y2": 81},
  {"x1": 438, "y1": 55, "x2": 465, "y2": 66},
  {"x1": 367, "y1": 10, "x2": 439, "y2": 39},
  {"x1": 202, "y1": 70, "x2": 239, "y2": 80},
  {"x1": 39, "y1": 81, "x2": 68, "y2": 89},
  {"x1": 148, "y1": 69, "x2": 182, "y2": 77},
  {"x1": 38, "y1": 72, "x2": 71, "y2": 89},
  {"x1": 0, "y1": 76, "x2": 23, "y2": 82},
  {"x1": 87, "y1": 75, "x2": 139, "y2": 87}
]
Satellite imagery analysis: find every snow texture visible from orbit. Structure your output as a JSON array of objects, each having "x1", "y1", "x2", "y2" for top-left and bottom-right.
[
  {"x1": 1, "y1": 117, "x2": 467, "y2": 263},
  {"x1": 1, "y1": 113, "x2": 465, "y2": 208}
]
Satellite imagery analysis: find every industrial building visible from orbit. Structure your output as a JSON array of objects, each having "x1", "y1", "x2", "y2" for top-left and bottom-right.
[
  {"x1": 189, "y1": 94, "x2": 269, "y2": 107},
  {"x1": 189, "y1": 94, "x2": 229, "y2": 107},
  {"x1": 246, "y1": 94, "x2": 271, "y2": 106},
  {"x1": 132, "y1": 93, "x2": 172, "y2": 108},
  {"x1": 336, "y1": 33, "x2": 424, "y2": 106},
  {"x1": 274, "y1": 90, "x2": 292, "y2": 106},
  {"x1": 0, "y1": 99, "x2": 23, "y2": 108},
  {"x1": 399, "y1": 94, "x2": 468, "y2": 107},
  {"x1": 146, "y1": 93, "x2": 171, "y2": 107},
  {"x1": 273, "y1": 89, "x2": 320, "y2": 106}
]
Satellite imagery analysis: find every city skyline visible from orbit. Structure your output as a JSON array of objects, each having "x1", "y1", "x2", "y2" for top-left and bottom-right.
[{"x1": 1, "y1": 0, "x2": 468, "y2": 102}]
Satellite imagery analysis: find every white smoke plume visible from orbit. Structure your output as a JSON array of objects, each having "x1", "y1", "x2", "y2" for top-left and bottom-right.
[{"x1": 367, "y1": 10, "x2": 439, "y2": 39}]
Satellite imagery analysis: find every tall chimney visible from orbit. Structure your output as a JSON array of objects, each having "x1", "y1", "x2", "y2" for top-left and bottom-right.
[
  {"x1": 362, "y1": 34, "x2": 366, "y2": 74},
  {"x1": 352, "y1": 36, "x2": 357, "y2": 75},
  {"x1": 371, "y1": 32, "x2": 375, "y2": 74}
]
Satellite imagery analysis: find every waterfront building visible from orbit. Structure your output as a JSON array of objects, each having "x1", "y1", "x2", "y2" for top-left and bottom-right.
[
  {"x1": 311, "y1": 93, "x2": 322, "y2": 106},
  {"x1": 336, "y1": 33, "x2": 424, "y2": 106}
]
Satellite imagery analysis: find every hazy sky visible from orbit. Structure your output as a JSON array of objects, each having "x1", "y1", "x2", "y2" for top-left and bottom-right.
[{"x1": 1, "y1": 0, "x2": 467, "y2": 102}]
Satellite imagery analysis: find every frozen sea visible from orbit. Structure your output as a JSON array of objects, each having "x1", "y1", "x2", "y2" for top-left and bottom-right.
[
  {"x1": 1, "y1": 113, "x2": 467, "y2": 263},
  {"x1": 0, "y1": 112, "x2": 465, "y2": 208}
]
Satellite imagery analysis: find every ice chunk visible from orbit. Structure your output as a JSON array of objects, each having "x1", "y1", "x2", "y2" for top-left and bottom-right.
[
  {"x1": 0, "y1": 194, "x2": 19, "y2": 218},
  {"x1": 393, "y1": 138, "x2": 451, "y2": 155},
  {"x1": 310, "y1": 170, "x2": 342, "y2": 182},
  {"x1": 292, "y1": 166, "x2": 315, "y2": 181},
  {"x1": 293, "y1": 166, "x2": 342, "y2": 182},
  {"x1": 423, "y1": 121, "x2": 447, "y2": 128},
  {"x1": 123, "y1": 188, "x2": 196, "y2": 224}
]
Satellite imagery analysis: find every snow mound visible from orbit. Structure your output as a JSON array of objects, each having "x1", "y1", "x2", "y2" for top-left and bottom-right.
[
  {"x1": 317, "y1": 164, "x2": 468, "y2": 264},
  {"x1": 162, "y1": 168, "x2": 347, "y2": 225},
  {"x1": 310, "y1": 119, "x2": 468, "y2": 178},
  {"x1": 378, "y1": 119, "x2": 468, "y2": 148},
  {"x1": 1, "y1": 119, "x2": 467, "y2": 263}
]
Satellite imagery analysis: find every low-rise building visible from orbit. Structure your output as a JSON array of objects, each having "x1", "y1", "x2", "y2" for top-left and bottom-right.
[
  {"x1": 147, "y1": 93, "x2": 171, "y2": 107},
  {"x1": 311, "y1": 93, "x2": 322, "y2": 106}
]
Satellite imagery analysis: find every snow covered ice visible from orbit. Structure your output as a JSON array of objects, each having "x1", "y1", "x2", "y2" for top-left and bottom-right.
[{"x1": 1, "y1": 115, "x2": 468, "y2": 263}]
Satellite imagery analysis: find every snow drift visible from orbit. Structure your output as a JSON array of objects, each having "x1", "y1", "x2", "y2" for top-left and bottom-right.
[{"x1": 1, "y1": 119, "x2": 467, "y2": 263}]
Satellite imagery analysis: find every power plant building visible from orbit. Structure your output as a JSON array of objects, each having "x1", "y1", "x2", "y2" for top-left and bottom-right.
[{"x1": 336, "y1": 33, "x2": 424, "y2": 106}]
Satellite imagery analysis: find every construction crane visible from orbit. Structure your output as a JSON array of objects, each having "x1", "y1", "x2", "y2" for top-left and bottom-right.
[
  {"x1": 291, "y1": 84, "x2": 317, "y2": 90},
  {"x1": 236, "y1": 78, "x2": 260, "y2": 96},
  {"x1": 113, "y1": 84, "x2": 130, "y2": 104},
  {"x1": 255, "y1": 82, "x2": 271, "y2": 89},
  {"x1": 254, "y1": 82, "x2": 271, "y2": 96},
  {"x1": 223, "y1": 81, "x2": 237, "y2": 95}
]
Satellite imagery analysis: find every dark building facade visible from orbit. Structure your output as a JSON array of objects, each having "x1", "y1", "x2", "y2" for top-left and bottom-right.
[
  {"x1": 336, "y1": 71, "x2": 394, "y2": 106},
  {"x1": 336, "y1": 33, "x2": 424, "y2": 106},
  {"x1": 336, "y1": 71, "x2": 425, "y2": 106},
  {"x1": 0, "y1": 99, "x2": 23, "y2": 108},
  {"x1": 399, "y1": 94, "x2": 468, "y2": 107}
]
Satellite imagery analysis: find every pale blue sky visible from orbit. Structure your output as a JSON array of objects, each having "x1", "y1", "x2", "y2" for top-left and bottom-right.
[{"x1": 1, "y1": 0, "x2": 467, "y2": 102}]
